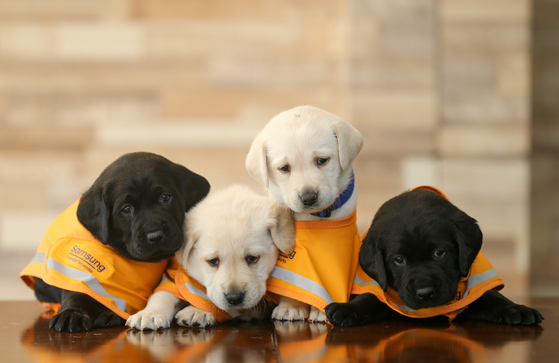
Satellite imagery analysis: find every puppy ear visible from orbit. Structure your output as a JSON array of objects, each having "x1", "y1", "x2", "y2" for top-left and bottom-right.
[
  {"x1": 451, "y1": 211, "x2": 483, "y2": 277},
  {"x1": 359, "y1": 236, "x2": 388, "y2": 291},
  {"x1": 246, "y1": 133, "x2": 269, "y2": 187},
  {"x1": 77, "y1": 186, "x2": 110, "y2": 244},
  {"x1": 174, "y1": 164, "x2": 211, "y2": 212},
  {"x1": 268, "y1": 203, "x2": 295, "y2": 254},
  {"x1": 332, "y1": 120, "x2": 363, "y2": 171},
  {"x1": 177, "y1": 214, "x2": 199, "y2": 267}
]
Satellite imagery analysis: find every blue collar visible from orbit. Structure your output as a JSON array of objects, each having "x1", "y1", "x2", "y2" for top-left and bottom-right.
[{"x1": 312, "y1": 172, "x2": 355, "y2": 218}]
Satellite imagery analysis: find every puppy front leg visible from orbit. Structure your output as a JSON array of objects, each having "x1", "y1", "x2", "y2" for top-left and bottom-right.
[
  {"x1": 127, "y1": 291, "x2": 187, "y2": 330},
  {"x1": 272, "y1": 296, "x2": 310, "y2": 321},
  {"x1": 50, "y1": 290, "x2": 124, "y2": 332},
  {"x1": 459, "y1": 290, "x2": 544, "y2": 325},
  {"x1": 325, "y1": 293, "x2": 397, "y2": 327}
]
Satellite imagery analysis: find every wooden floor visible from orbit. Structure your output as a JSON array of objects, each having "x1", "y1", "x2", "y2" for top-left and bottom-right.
[{"x1": 2, "y1": 298, "x2": 556, "y2": 363}]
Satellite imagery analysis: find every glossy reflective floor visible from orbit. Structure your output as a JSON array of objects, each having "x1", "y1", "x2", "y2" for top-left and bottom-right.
[{"x1": 2, "y1": 298, "x2": 556, "y2": 363}]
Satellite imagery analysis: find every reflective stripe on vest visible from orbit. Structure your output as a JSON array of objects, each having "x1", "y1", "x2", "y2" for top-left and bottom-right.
[
  {"x1": 270, "y1": 266, "x2": 334, "y2": 305},
  {"x1": 46, "y1": 256, "x2": 127, "y2": 313}
]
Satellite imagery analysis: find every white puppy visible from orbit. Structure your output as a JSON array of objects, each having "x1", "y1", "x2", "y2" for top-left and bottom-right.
[
  {"x1": 127, "y1": 185, "x2": 295, "y2": 330},
  {"x1": 246, "y1": 105, "x2": 363, "y2": 322}
]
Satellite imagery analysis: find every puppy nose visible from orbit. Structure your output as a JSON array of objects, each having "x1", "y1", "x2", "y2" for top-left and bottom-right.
[
  {"x1": 146, "y1": 230, "x2": 164, "y2": 244},
  {"x1": 300, "y1": 192, "x2": 318, "y2": 206},
  {"x1": 225, "y1": 291, "x2": 245, "y2": 306},
  {"x1": 416, "y1": 287, "x2": 434, "y2": 300}
]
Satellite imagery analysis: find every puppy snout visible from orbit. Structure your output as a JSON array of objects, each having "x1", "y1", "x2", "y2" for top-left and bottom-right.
[
  {"x1": 416, "y1": 286, "x2": 434, "y2": 300},
  {"x1": 300, "y1": 192, "x2": 318, "y2": 206},
  {"x1": 225, "y1": 291, "x2": 245, "y2": 306},
  {"x1": 146, "y1": 230, "x2": 165, "y2": 244}
]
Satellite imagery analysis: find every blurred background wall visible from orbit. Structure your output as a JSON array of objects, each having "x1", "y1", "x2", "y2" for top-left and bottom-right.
[{"x1": 0, "y1": 0, "x2": 555, "y2": 299}]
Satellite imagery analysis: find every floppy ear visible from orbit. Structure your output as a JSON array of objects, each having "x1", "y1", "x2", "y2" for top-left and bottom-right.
[
  {"x1": 174, "y1": 164, "x2": 211, "y2": 212},
  {"x1": 451, "y1": 211, "x2": 483, "y2": 277},
  {"x1": 332, "y1": 120, "x2": 363, "y2": 171},
  {"x1": 359, "y1": 235, "x2": 388, "y2": 291},
  {"x1": 246, "y1": 133, "x2": 269, "y2": 187},
  {"x1": 268, "y1": 203, "x2": 295, "y2": 254},
  {"x1": 77, "y1": 186, "x2": 110, "y2": 244},
  {"x1": 176, "y1": 213, "x2": 200, "y2": 267}
]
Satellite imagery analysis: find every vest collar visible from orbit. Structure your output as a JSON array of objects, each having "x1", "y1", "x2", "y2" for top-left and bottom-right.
[{"x1": 311, "y1": 171, "x2": 355, "y2": 218}]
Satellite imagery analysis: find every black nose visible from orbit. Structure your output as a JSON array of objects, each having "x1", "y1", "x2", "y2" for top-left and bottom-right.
[
  {"x1": 146, "y1": 230, "x2": 164, "y2": 244},
  {"x1": 416, "y1": 287, "x2": 434, "y2": 300},
  {"x1": 225, "y1": 291, "x2": 245, "y2": 306},
  {"x1": 300, "y1": 192, "x2": 318, "y2": 206}
]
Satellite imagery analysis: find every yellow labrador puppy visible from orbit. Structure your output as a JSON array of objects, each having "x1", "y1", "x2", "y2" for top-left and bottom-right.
[
  {"x1": 246, "y1": 105, "x2": 363, "y2": 322},
  {"x1": 127, "y1": 185, "x2": 295, "y2": 330}
]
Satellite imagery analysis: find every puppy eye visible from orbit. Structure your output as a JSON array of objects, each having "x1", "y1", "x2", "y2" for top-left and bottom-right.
[
  {"x1": 433, "y1": 250, "x2": 446, "y2": 259},
  {"x1": 246, "y1": 255, "x2": 259, "y2": 265},
  {"x1": 279, "y1": 165, "x2": 291, "y2": 173},
  {"x1": 121, "y1": 205, "x2": 133, "y2": 215},
  {"x1": 160, "y1": 194, "x2": 171, "y2": 203},
  {"x1": 316, "y1": 157, "x2": 330, "y2": 166},
  {"x1": 207, "y1": 258, "x2": 220, "y2": 267},
  {"x1": 393, "y1": 256, "x2": 406, "y2": 266}
]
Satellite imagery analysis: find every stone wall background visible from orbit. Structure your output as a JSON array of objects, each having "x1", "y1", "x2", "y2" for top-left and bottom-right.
[{"x1": 0, "y1": 0, "x2": 550, "y2": 298}]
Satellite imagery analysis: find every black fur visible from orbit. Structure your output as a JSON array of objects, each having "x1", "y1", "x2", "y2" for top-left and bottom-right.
[
  {"x1": 34, "y1": 152, "x2": 210, "y2": 332},
  {"x1": 326, "y1": 189, "x2": 543, "y2": 327}
]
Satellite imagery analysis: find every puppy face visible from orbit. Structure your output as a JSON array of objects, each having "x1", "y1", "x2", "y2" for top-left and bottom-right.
[
  {"x1": 359, "y1": 189, "x2": 482, "y2": 310},
  {"x1": 77, "y1": 152, "x2": 210, "y2": 262},
  {"x1": 177, "y1": 185, "x2": 295, "y2": 312},
  {"x1": 246, "y1": 105, "x2": 363, "y2": 214}
]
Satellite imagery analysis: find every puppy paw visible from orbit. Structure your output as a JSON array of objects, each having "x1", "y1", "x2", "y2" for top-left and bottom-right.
[
  {"x1": 309, "y1": 306, "x2": 327, "y2": 323},
  {"x1": 127, "y1": 310, "x2": 172, "y2": 331},
  {"x1": 94, "y1": 310, "x2": 124, "y2": 328},
  {"x1": 325, "y1": 302, "x2": 358, "y2": 327},
  {"x1": 49, "y1": 309, "x2": 93, "y2": 332},
  {"x1": 272, "y1": 304, "x2": 310, "y2": 321},
  {"x1": 175, "y1": 306, "x2": 217, "y2": 328},
  {"x1": 498, "y1": 304, "x2": 544, "y2": 325}
]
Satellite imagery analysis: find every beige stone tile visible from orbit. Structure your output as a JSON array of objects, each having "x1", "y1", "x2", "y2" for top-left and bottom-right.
[
  {"x1": 0, "y1": 23, "x2": 55, "y2": 61},
  {"x1": 0, "y1": 125, "x2": 93, "y2": 149},
  {"x1": 208, "y1": 58, "x2": 343, "y2": 89},
  {"x1": 353, "y1": 59, "x2": 435, "y2": 89},
  {"x1": 0, "y1": 1, "x2": 101, "y2": 19},
  {"x1": 0, "y1": 210, "x2": 61, "y2": 252},
  {"x1": 160, "y1": 88, "x2": 347, "y2": 120},
  {"x1": 101, "y1": 0, "x2": 133, "y2": 19},
  {"x1": 0, "y1": 62, "x2": 207, "y2": 94},
  {"x1": 438, "y1": 124, "x2": 529, "y2": 157},
  {"x1": 359, "y1": 131, "x2": 436, "y2": 156},
  {"x1": 353, "y1": 91, "x2": 438, "y2": 131},
  {"x1": 55, "y1": 21, "x2": 146, "y2": 61},
  {"x1": 134, "y1": 0, "x2": 347, "y2": 21},
  {"x1": 0, "y1": 182, "x2": 49, "y2": 209},
  {"x1": 442, "y1": 56, "x2": 495, "y2": 92},
  {"x1": 443, "y1": 92, "x2": 529, "y2": 124},
  {"x1": 440, "y1": 0, "x2": 530, "y2": 24},
  {"x1": 441, "y1": 158, "x2": 529, "y2": 201},
  {"x1": 442, "y1": 24, "x2": 529, "y2": 52}
]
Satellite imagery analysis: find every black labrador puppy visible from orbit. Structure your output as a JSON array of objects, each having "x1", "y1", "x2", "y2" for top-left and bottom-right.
[
  {"x1": 326, "y1": 187, "x2": 543, "y2": 326},
  {"x1": 24, "y1": 152, "x2": 210, "y2": 332}
]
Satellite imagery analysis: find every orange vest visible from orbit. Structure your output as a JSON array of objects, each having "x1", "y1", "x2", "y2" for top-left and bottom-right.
[
  {"x1": 351, "y1": 185, "x2": 504, "y2": 320},
  {"x1": 266, "y1": 211, "x2": 362, "y2": 312},
  {"x1": 155, "y1": 259, "x2": 237, "y2": 323},
  {"x1": 20, "y1": 200, "x2": 169, "y2": 320}
]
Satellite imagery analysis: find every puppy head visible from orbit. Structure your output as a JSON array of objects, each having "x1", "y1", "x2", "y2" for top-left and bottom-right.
[
  {"x1": 246, "y1": 105, "x2": 363, "y2": 214},
  {"x1": 177, "y1": 185, "x2": 295, "y2": 312},
  {"x1": 359, "y1": 189, "x2": 482, "y2": 310},
  {"x1": 77, "y1": 152, "x2": 210, "y2": 262}
]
